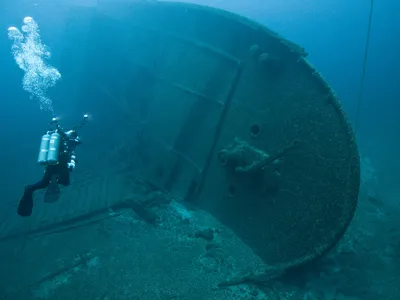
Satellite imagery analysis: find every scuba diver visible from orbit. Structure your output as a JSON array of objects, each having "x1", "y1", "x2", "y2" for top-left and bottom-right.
[{"x1": 17, "y1": 114, "x2": 89, "y2": 217}]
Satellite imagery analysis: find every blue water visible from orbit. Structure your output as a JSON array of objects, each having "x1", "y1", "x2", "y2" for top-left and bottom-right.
[{"x1": 0, "y1": 0, "x2": 399, "y2": 299}]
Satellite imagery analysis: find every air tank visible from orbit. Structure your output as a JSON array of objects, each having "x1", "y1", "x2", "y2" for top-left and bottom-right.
[
  {"x1": 37, "y1": 133, "x2": 51, "y2": 165},
  {"x1": 47, "y1": 132, "x2": 61, "y2": 165}
]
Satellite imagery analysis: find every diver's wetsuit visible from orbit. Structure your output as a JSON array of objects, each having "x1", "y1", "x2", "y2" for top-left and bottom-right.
[{"x1": 17, "y1": 131, "x2": 81, "y2": 217}]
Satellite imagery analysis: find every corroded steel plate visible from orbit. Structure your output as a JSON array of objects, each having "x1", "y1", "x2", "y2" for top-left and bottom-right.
[
  {"x1": 97, "y1": 1, "x2": 359, "y2": 269},
  {"x1": 2, "y1": 1, "x2": 359, "y2": 271}
]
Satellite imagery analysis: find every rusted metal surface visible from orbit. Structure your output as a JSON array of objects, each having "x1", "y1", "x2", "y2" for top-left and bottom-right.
[
  {"x1": 99, "y1": 1, "x2": 358, "y2": 269},
  {"x1": 2, "y1": 1, "x2": 359, "y2": 271}
]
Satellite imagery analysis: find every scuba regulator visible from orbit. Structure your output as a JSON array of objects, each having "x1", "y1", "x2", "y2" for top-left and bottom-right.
[{"x1": 37, "y1": 114, "x2": 89, "y2": 166}]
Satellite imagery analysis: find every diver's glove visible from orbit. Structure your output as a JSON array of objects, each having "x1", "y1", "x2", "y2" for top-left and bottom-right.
[
  {"x1": 68, "y1": 155, "x2": 76, "y2": 171},
  {"x1": 67, "y1": 161, "x2": 75, "y2": 171}
]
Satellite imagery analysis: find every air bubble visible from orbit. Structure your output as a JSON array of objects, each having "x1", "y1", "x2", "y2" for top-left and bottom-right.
[
  {"x1": 23, "y1": 16, "x2": 34, "y2": 24},
  {"x1": 8, "y1": 17, "x2": 60, "y2": 112}
]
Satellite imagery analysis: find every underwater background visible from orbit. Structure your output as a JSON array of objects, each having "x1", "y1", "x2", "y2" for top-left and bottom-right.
[{"x1": 0, "y1": 0, "x2": 399, "y2": 299}]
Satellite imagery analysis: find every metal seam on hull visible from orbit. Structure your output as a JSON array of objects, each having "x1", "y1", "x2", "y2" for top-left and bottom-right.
[
  {"x1": 103, "y1": 59, "x2": 225, "y2": 107},
  {"x1": 158, "y1": 76, "x2": 225, "y2": 107},
  {"x1": 143, "y1": 1, "x2": 307, "y2": 57},
  {"x1": 194, "y1": 63, "x2": 243, "y2": 202},
  {"x1": 89, "y1": 15, "x2": 241, "y2": 64},
  {"x1": 168, "y1": 147, "x2": 203, "y2": 174},
  {"x1": 129, "y1": 24, "x2": 241, "y2": 64}
]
